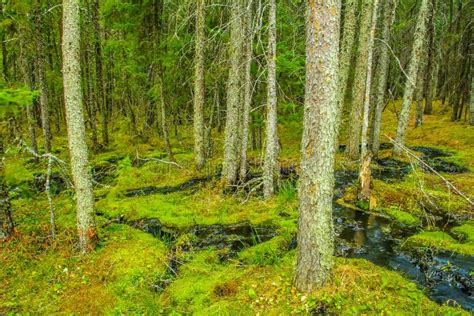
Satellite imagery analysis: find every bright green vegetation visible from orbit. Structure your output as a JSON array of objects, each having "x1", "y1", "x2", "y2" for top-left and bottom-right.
[
  {"x1": 404, "y1": 231, "x2": 474, "y2": 256},
  {"x1": 385, "y1": 206, "x2": 421, "y2": 227},
  {"x1": 451, "y1": 222, "x2": 474, "y2": 243},
  {"x1": 2, "y1": 104, "x2": 473, "y2": 314}
]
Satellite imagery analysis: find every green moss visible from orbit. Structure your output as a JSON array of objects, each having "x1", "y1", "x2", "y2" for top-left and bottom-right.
[
  {"x1": 404, "y1": 231, "x2": 474, "y2": 256},
  {"x1": 385, "y1": 206, "x2": 420, "y2": 227},
  {"x1": 238, "y1": 235, "x2": 290, "y2": 265},
  {"x1": 451, "y1": 222, "x2": 474, "y2": 243}
]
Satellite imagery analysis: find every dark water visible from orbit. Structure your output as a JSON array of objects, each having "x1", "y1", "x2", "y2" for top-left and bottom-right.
[{"x1": 332, "y1": 166, "x2": 473, "y2": 312}]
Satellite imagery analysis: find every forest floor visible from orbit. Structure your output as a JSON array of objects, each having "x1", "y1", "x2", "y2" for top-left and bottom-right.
[{"x1": 1, "y1": 101, "x2": 473, "y2": 314}]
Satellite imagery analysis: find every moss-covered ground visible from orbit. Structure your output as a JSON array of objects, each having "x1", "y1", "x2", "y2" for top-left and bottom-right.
[{"x1": 1, "y1": 102, "x2": 473, "y2": 314}]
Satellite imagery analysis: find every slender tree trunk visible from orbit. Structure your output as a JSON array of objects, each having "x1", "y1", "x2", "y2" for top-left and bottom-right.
[
  {"x1": 62, "y1": 0, "x2": 97, "y2": 253},
  {"x1": 371, "y1": 0, "x2": 397, "y2": 156},
  {"x1": 423, "y1": 0, "x2": 436, "y2": 115},
  {"x1": 0, "y1": 134, "x2": 14, "y2": 240},
  {"x1": 470, "y1": 64, "x2": 474, "y2": 126},
  {"x1": 159, "y1": 71, "x2": 175, "y2": 162},
  {"x1": 222, "y1": 0, "x2": 244, "y2": 185},
  {"x1": 415, "y1": 70, "x2": 426, "y2": 127},
  {"x1": 334, "y1": 0, "x2": 357, "y2": 146},
  {"x1": 193, "y1": 0, "x2": 206, "y2": 169},
  {"x1": 393, "y1": 0, "x2": 429, "y2": 156},
  {"x1": 35, "y1": 4, "x2": 52, "y2": 154},
  {"x1": 296, "y1": 0, "x2": 341, "y2": 292},
  {"x1": 19, "y1": 32, "x2": 39, "y2": 161},
  {"x1": 358, "y1": 0, "x2": 379, "y2": 201},
  {"x1": 239, "y1": 0, "x2": 254, "y2": 182},
  {"x1": 92, "y1": 0, "x2": 107, "y2": 146},
  {"x1": 345, "y1": 0, "x2": 373, "y2": 159},
  {"x1": 263, "y1": 0, "x2": 279, "y2": 198}
]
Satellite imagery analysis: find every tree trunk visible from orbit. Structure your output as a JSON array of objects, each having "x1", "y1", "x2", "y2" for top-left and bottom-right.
[
  {"x1": 35, "y1": 3, "x2": 52, "y2": 154},
  {"x1": 62, "y1": 0, "x2": 97, "y2": 253},
  {"x1": 371, "y1": 0, "x2": 397, "y2": 156},
  {"x1": 358, "y1": 0, "x2": 379, "y2": 201},
  {"x1": 159, "y1": 71, "x2": 175, "y2": 162},
  {"x1": 423, "y1": 0, "x2": 436, "y2": 115},
  {"x1": 222, "y1": 0, "x2": 244, "y2": 185},
  {"x1": 193, "y1": 0, "x2": 206, "y2": 169},
  {"x1": 393, "y1": 0, "x2": 429, "y2": 156},
  {"x1": 470, "y1": 64, "x2": 474, "y2": 126},
  {"x1": 334, "y1": 0, "x2": 357, "y2": 146},
  {"x1": 0, "y1": 134, "x2": 14, "y2": 240},
  {"x1": 263, "y1": 0, "x2": 279, "y2": 198},
  {"x1": 296, "y1": 0, "x2": 341, "y2": 292},
  {"x1": 345, "y1": 0, "x2": 373, "y2": 160},
  {"x1": 92, "y1": 0, "x2": 107, "y2": 147},
  {"x1": 19, "y1": 30, "x2": 39, "y2": 161}
]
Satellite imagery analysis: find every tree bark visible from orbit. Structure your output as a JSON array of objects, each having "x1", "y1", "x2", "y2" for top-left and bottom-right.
[
  {"x1": 193, "y1": 0, "x2": 206, "y2": 169},
  {"x1": 334, "y1": 0, "x2": 358, "y2": 147},
  {"x1": 239, "y1": 0, "x2": 254, "y2": 182},
  {"x1": 345, "y1": 0, "x2": 373, "y2": 160},
  {"x1": 222, "y1": 0, "x2": 245, "y2": 185},
  {"x1": 263, "y1": 0, "x2": 279, "y2": 198},
  {"x1": 358, "y1": 0, "x2": 379, "y2": 201},
  {"x1": 62, "y1": 0, "x2": 97, "y2": 253},
  {"x1": 296, "y1": 0, "x2": 341, "y2": 292},
  {"x1": 371, "y1": 0, "x2": 397, "y2": 156},
  {"x1": 423, "y1": 0, "x2": 436, "y2": 115},
  {"x1": 393, "y1": 0, "x2": 429, "y2": 156}
]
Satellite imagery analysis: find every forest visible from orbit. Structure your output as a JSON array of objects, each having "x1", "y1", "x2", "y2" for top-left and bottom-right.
[{"x1": 0, "y1": 0, "x2": 473, "y2": 314}]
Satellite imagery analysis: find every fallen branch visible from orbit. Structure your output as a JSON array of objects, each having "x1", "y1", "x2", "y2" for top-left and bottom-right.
[{"x1": 384, "y1": 134, "x2": 474, "y2": 207}]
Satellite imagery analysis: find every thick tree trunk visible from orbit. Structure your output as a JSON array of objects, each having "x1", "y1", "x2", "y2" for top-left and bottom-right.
[
  {"x1": 371, "y1": 0, "x2": 397, "y2": 156},
  {"x1": 62, "y1": 0, "x2": 97, "y2": 253},
  {"x1": 263, "y1": 0, "x2": 279, "y2": 198},
  {"x1": 334, "y1": 0, "x2": 357, "y2": 146},
  {"x1": 296, "y1": 0, "x2": 341, "y2": 292},
  {"x1": 345, "y1": 0, "x2": 373, "y2": 160},
  {"x1": 222, "y1": 0, "x2": 244, "y2": 185},
  {"x1": 193, "y1": 0, "x2": 206, "y2": 169},
  {"x1": 358, "y1": 0, "x2": 379, "y2": 201},
  {"x1": 35, "y1": 4, "x2": 52, "y2": 154},
  {"x1": 393, "y1": 0, "x2": 429, "y2": 156}
]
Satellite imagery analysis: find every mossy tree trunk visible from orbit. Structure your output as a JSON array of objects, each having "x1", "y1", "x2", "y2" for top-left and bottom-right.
[
  {"x1": 358, "y1": 0, "x2": 379, "y2": 201},
  {"x1": 335, "y1": 0, "x2": 358, "y2": 147},
  {"x1": 296, "y1": 0, "x2": 341, "y2": 292},
  {"x1": 371, "y1": 0, "x2": 397, "y2": 157},
  {"x1": 193, "y1": 0, "x2": 206, "y2": 169},
  {"x1": 223, "y1": 0, "x2": 245, "y2": 185},
  {"x1": 239, "y1": 0, "x2": 254, "y2": 182},
  {"x1": 62, "y1": 0, "x2": 97, "y2": 253},
  {"x1": 345, "y1": 0, "x2": 373, "y2": 160},
  {"x1": 393, "y1": 0, "x2": 429, "y2": 156},
  {"x1": 263, "y1": 0, "x2": 279, "y2": 198},
  {"x1": 423, "y1": 0, "x2": 436, "y2": 115}
]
